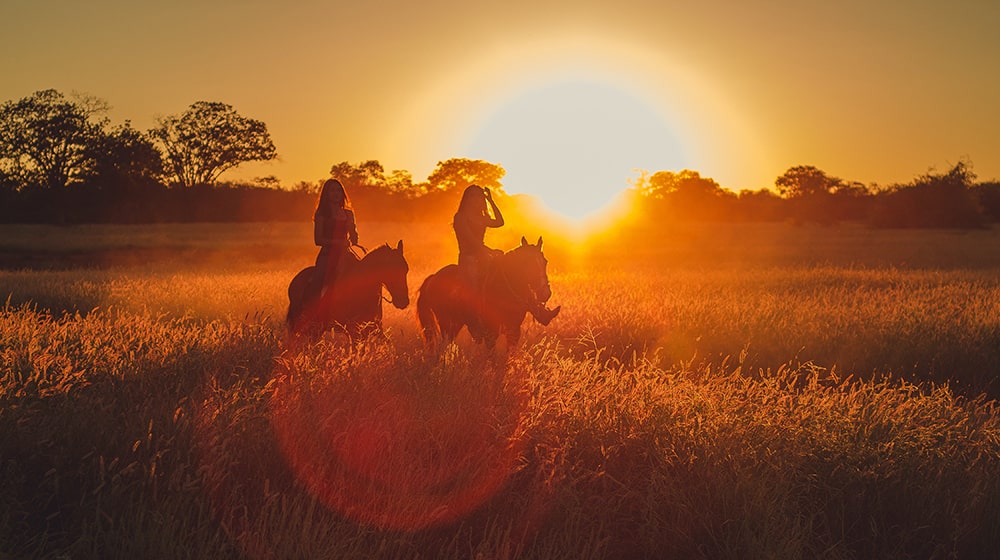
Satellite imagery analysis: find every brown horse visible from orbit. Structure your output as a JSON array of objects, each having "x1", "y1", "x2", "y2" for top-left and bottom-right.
[
  {"x1": 417, "y1": 236, "x2": 553, "y2": 350},
  {"x1": 287, "y1": 241, "x2": 409, "y2": 338}
]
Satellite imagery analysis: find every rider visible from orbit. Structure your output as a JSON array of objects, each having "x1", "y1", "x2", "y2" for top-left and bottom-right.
[
  {"x1": 453, "y1": 184, "x2": 560, "y2": 326},
  {"x1": 311, "y1": 178, "x2": 358, "y2": 300}
]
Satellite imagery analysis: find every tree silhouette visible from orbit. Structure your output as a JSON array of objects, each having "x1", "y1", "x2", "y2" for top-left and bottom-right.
[
  {"x1": 736, "y1": 188, "x2": 785, "y2": 222},
  {"x1": 774, "y1": 165, "x2": 867, "y2": 224},
  {"x1": 631, "y1": 169, "x2": 723, "y2": 199},
  {"x1": 0, "y1": 89, "x2": 108, "y2": 191},
  {"x1": 630, "y1": 169, "x2": 737, "y2": 221},
  {"x1": 151, "y1": 101, "x2": 277, "y2": 187},
  {"x1": 83, "y1": 122, "x2": 164, "y2": 190},
  {"x1": 871, "y1": 161, "x2": 985, "y2": 228},
  {"x1": 975, "y1": 181, "x2": 1000, "y2": 222},
  {"x1": 775, "y1": 165, "x2": 843, "y2": 198},
  {"x1": 330, "y1": 160, "x2": 388, "y2": 191},
  {"x1": 425, "y1": 158, "x2": 505, "y2": 194}
]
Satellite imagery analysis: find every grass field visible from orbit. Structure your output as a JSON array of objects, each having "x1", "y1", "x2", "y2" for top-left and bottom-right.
[{"x1": 2, "y1": 221, "x2": 999, "y2": 559}]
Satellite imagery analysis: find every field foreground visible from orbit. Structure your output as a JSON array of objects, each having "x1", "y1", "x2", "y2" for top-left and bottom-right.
[{"x1": 1, "y1": 222, "x2": 999, "y2": 559}]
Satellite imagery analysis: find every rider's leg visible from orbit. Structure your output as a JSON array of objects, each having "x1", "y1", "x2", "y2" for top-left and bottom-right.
[
  {"x1": 322, "y1": 250, "x2": 344, "y2": 299},
  {"x1": 310, "y1": 248, "x2": 329, "y2": 300}
]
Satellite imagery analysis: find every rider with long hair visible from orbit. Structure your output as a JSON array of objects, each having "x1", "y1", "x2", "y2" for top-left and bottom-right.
[
  {"x1": 453, "y1": 184, "x2": 560, "y2": 325},
  {"x1": 312, "y1": 178, "x2": 358, "y2": 299},
  {"x1": 454, "y1": 184, "x2": 505, "y2": 273}
]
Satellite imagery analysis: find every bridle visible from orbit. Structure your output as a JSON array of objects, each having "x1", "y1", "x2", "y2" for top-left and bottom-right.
[
  {"x1": 349, "y1": 243, "x2": 396, "y2": 305},
  {"x1": 360, "y1": 244, "x2": 406, "y2": 307},
  {"x1": 494, "y1": 251, "x2": 544, "y2": 308}
]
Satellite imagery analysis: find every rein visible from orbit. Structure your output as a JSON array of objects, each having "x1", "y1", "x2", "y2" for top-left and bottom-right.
[{"x1": 357, "y1": 244, "x2": 401, "y2": 307}]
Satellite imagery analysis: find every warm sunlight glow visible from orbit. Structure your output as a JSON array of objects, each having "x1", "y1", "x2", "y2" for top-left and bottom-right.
[
  {"x1": 391, "y1": 33, "x2": 771, "y2": 210},
  {"x1": 461, "y1": 77, "x2": 686, "y2": 221}
]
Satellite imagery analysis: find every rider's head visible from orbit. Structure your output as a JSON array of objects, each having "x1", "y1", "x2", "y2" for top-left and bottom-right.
[
  {"x1": 457, "y1": 184, "x2": 487, "y2": 216},
  {"x1": 319, "y1": 178, "x2": 351, "y2": 210}
]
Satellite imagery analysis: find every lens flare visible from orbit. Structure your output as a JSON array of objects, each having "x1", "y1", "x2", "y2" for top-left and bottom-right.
[{"x1": 270, "y1": 333, "x2": 531, "y2": 531}]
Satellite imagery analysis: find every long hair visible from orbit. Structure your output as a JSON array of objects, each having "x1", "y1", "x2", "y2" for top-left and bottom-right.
[
  {"x1": 316, "y1": 178, "x2": 353, "y2": 214},
  {"x1": 455, "y1": 184, "x2": 487, "y2": 219}
]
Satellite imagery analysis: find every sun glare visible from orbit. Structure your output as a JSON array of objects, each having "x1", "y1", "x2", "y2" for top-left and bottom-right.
[{"x1": 461, "y1": 77, "x2": 687, "y2": 222}]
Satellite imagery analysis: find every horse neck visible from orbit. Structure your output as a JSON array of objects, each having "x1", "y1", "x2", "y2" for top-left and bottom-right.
[
  {"x1": 488, "y1": 251, "x2": 534, "y2": 305},
  {"x1": 356, "y1": 247, "x2": 391, "y2": 287},
  {"x1": 357, "y1": 245, "x2": 400, "y2": 286}
]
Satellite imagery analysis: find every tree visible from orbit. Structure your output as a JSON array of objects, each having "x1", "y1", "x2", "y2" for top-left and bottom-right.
[
  {"x1": 386, "y1": 169, "x2": 415, "y2": 196},
  {"x1": 0, "y1": 89, "x2": 108, "y2": 191},
  {"x1": 328, "y1": 160, "x2": 418, "y2": 197},
  {"x1": 630, "y1": 169, "x2": 735, "y2": 221},
  {"x1": 631, "y1": 169, "x2": 724, "y2": 199},
  {"x1": 151, "y1": 101, "x2": 277, "y2": 187},
  {"x1": 330, "y1": 160, "x2": 389, "y2": 192},
  {"x1": 737, "y1": 188, "x2": 786, "y2": 222},
  {"x1": 775, "y1": 165, "x2": 843, "y2": 198},
  {"x1": 424, "y1": 158, "x2": 505, "y2": 194},
  {"x1": 83, "y1": 121, "x2": 164, "y2": 190},
  {"x1": 975, "y1": 181, "x2": 1000, "y2": 222},
  {"x1": 870, "y1": 160, "x2": 985, "y2": 228}
]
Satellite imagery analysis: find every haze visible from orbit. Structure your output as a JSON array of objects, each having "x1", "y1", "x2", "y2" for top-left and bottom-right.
[{"x1": 3, "y1": 0, "x2": 998, "y2": 200}]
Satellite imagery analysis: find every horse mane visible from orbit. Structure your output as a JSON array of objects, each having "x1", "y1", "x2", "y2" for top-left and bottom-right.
[
  {"x1": 502, "y1": 241, "x2": 541, "y2": 264},
  {"x1": 362, "y1": 243, "x2": 393, "y2": 260},
  {"x1": 359, "y1": 243, "x2": 406, "y2": 271}
]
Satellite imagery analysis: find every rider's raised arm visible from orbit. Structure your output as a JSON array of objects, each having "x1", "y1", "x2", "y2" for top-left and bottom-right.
[{"x1": 485, "y1": 189, "x2": 504, "y2": 228}]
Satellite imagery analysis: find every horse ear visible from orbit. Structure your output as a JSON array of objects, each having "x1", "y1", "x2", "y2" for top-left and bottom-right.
[
  {"x1": 537, "y1": 236, "x2": 543, "y2": 249},
  {"x1": 396, "y1": 239, "x2": 403, "y2": 251},
  {"x1": 520, "y1": 236, "x2": 528, "y2": 247}
]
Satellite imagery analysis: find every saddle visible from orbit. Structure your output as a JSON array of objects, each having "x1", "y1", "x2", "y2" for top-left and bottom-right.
[{"x1": 316, "y1": 246, "x2": 362, "y2": 298}]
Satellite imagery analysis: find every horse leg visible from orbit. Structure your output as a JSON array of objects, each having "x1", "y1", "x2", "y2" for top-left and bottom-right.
[
  {"x1": 501, "y1": 311, "x2": 528, "y2": 348},
  {"x1": 506, "y1": 326, "x2": 523, "y2": 349}
]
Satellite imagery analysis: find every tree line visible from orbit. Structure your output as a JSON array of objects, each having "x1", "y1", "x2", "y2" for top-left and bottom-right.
[
  {"x1": 628, "y1": 161, "x2": 1000, "y2": 228},
  {"x1": 1, "y1": 89, "x2": 997, "y2": 227}
]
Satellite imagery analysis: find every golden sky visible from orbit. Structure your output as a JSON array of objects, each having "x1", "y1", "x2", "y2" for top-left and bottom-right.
[{"x1": 3, "y1": 0, "x2": 999, "y2": 213}]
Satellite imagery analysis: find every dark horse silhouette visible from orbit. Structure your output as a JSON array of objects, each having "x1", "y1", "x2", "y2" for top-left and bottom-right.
[
  {"x1": 287, "y1": 241, "x2": 409, "y2": 338},
  {"x1": 417, "y1": 236, "x2": 552, "y2": 350}
]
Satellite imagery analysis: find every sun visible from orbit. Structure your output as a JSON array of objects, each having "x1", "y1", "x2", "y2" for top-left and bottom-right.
[
  {"x1": 388, "y1": 34, "x2": 771, "y2": 221},
  {"x1": 459, "y1": 76, "x2": 688, "y2": 221}
]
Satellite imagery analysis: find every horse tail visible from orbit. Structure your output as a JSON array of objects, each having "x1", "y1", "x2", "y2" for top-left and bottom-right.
[{"x1": 416, "y1": 273, "x2": 440, "y2": 349}]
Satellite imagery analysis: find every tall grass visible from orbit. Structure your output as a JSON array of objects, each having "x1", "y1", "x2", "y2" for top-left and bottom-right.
[{"x1": 2, "y1": 222, "x2": 1000, "y2": 558}]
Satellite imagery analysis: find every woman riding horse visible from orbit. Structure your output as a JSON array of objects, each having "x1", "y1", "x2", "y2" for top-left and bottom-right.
[
  {"x1": 288, "y1": 241, "x2": 409, "y2": 338},
  {"x1": 453, "y1": 185, "x2": 559, "y2": 326},
  {"x1": 417, "y1": 236, "x2": 554, "y2": 350},
  {"x1": 287, "y1": 177, "x2": 409, "y2": 338},
  {"x1": 311, "y1": 178, "x2": 359, "y2": 301}
]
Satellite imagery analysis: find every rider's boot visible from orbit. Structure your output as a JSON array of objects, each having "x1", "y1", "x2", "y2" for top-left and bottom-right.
[{"x1": 530, "y1": 303, "x2": 561, "y2": 326}]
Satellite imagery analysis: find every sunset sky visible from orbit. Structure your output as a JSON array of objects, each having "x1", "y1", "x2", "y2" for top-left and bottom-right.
[{"x1": 4, "y1": 0, "x2": 998, "y2": 217}]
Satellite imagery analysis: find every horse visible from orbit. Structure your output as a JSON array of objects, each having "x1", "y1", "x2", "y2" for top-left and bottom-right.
[
  {"x1": 287, "y1": 241, "x2": 409, "y2": 339},
  {"x1": 417, "y1": 236, "x2": 553, "y2": 351}
]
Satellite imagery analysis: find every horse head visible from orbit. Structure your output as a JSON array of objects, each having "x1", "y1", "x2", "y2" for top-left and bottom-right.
[
  {"x1": 365, "y1": 240, "x2": 410, "y2": 309},
  {"x1": 510, "y1": 236, "x2": 552, "y2": 303}
]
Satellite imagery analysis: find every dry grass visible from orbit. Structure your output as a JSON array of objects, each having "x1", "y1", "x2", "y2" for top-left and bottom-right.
[{"x1": 1, "y1": 222, "x2": 1000, "y2": 559}]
